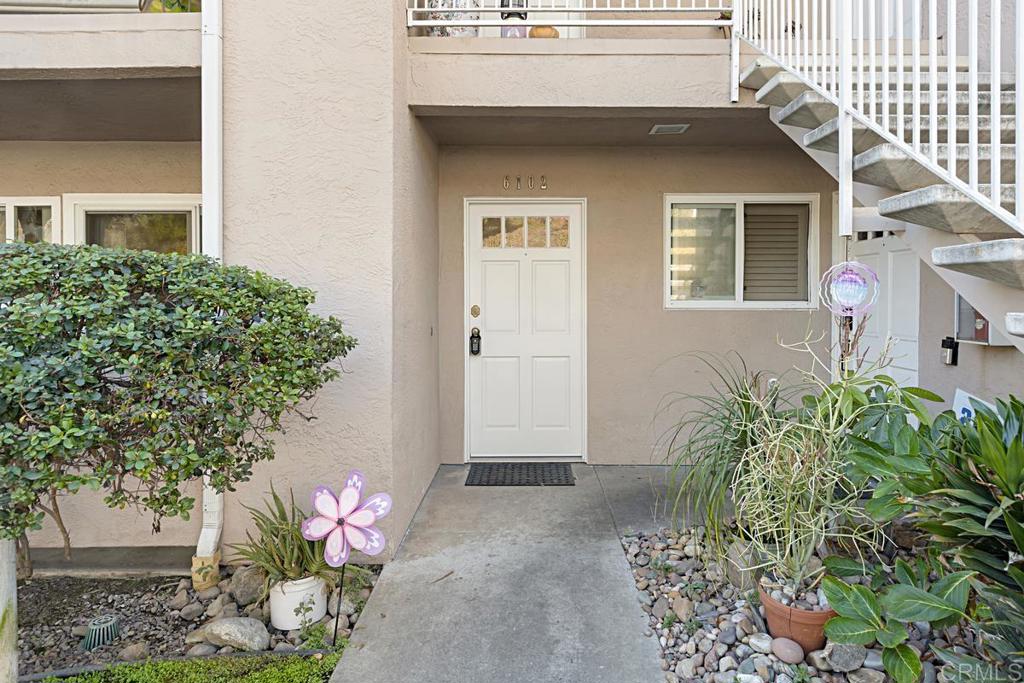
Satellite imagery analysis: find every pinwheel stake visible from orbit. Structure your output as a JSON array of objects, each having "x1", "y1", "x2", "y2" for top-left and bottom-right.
[{"x1": 301, "y1": 470, "x2": 392, "y2": 646}]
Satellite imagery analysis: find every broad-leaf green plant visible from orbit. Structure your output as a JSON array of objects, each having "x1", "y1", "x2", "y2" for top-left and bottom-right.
[{"x1": 822, "y1": 569, "x2": 973, "y2": 683}]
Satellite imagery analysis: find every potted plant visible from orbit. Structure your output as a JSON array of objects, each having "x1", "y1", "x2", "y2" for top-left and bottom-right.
[{"x1": 232, "y1": 488, "x2": 340, "y2": 631}]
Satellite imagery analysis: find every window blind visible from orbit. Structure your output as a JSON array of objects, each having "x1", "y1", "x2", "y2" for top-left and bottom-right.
[{"x1": 742, "y1": 203, "x2": 809, "y2": 302}]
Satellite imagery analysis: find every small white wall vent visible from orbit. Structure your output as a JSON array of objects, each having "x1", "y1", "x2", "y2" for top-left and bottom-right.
[{"x1": 648, "y1": 123, "x2": 691, "y2": 135}]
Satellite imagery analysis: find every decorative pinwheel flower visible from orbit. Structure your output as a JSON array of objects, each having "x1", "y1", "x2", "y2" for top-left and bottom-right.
[{"x1": 301, "y1": 470, "x2": 392, "y2": 567}]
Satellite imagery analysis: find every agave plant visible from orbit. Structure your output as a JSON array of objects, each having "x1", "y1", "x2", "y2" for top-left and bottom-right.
[{"x1": 230, "y1": 487, "x2": 341, "y2": 598}]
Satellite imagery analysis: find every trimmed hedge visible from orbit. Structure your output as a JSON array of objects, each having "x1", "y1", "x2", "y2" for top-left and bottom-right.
[{"x1": 0, "y1": 243, "x2": 356, "y2": 545}]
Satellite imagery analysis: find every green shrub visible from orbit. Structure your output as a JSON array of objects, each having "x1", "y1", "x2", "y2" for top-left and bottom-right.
[{"x1": 0, "y1": 243, "x2": 356, "y2": 551}]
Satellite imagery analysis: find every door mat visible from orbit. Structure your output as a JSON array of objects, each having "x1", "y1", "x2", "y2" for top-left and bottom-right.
[{"x1": 465, "y1": 463, "x2": 575, "y2": 486}]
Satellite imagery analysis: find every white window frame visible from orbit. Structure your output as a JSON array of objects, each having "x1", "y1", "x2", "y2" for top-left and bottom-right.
[
  {"x1": 1, "y1": 196, "x2": 62, "y2": 244},
  {"x1": 663, "y1": 193, "x2": 821, "y2": 311},
  {"x1": 62, "y1": 193, "x2": 203, "y2": 253}
]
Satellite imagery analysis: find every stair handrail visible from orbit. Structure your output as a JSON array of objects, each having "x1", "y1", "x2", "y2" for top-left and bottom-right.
[{"x1": 735, "y1": 0, "x2": 1024, "y2": 239}]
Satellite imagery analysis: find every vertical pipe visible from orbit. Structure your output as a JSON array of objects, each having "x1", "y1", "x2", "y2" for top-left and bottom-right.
[
  {"x1": 947, "y1": 0, "x2": 957, "y2": 175},
  {"x1": 201, "y1": 0, "x2": 223, "y2": 262},
  {"x1": 196, "y1": 0, "x2": 225, "y2": 578},
  {"x1": 990, "y1": 0, "x2": 1001, "y2": 203},
  {"x1": 840, "y1": 0, "x2": 854, "y2": 236}
]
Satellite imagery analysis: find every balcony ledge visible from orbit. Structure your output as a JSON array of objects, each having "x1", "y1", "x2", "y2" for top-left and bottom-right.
[
  {"x1": 0, "y1": 12, "x2": 200, "y2": 79},
  {"x1": 408, "y1": 37, "x2": 761, "y2": 112}
]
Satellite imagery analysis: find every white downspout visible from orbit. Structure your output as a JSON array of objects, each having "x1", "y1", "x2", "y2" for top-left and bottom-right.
[{"x1": 192, "y1": 0, "x2": 224, "y2": 591}]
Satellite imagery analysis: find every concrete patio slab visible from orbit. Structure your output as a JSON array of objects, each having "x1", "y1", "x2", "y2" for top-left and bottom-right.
[{"x1": 331, "y1": 464, "x2": 669, "y2": 683}]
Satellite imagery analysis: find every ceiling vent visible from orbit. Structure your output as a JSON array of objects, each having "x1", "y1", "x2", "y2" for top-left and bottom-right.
[{"x1": 648, "y1": 123, "x2": 691, "y2": 136}]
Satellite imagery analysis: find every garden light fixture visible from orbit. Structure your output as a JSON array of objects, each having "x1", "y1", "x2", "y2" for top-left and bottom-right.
[{"x1": 820, "y1": 261, "x2": 879, "y2": 317}]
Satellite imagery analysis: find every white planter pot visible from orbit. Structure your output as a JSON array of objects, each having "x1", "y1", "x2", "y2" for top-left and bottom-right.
[{"x1": 268, "y1": 576, "x2": 328, "y2": 632}]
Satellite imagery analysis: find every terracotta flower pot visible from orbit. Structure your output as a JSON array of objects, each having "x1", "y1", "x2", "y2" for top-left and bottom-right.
[
  {"x1": 529, "y1": 25, "x2": 559, "y2": 38},
  {"x1": 758, "y1": 586, "x2": 836, "y2": 653}
]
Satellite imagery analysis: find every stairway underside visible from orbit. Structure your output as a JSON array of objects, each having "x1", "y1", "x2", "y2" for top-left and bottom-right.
[{"x1": 741, "y1": 57, "x2": 1024, "y2": 350}]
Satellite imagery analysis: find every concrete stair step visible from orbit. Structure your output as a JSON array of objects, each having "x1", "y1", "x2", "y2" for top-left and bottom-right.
[
  {"x1": 775, "y1": 90, "x2": 1017, "y2": 129},
  {"x1": 804, "y1": 115, "x2": 1016, "y2": 154},
  {"x1": 932, "y1": 238, "x2": 1024, "y2": 289},
  {"x1": 877, "y1": 184, "x2": 1019, "y2": 235},
  {"x1": 1007, "y1": 312, "x2": 1024, "y2": 336},
  {"x1": 757, "y1": 71, "x2": 1014, "y2": 107},
  {"x1": 740, "y1": 57, "x2": 784, "y2": 91},
  {"x1": 854, "y1": 143, "x2": 1016, "y2": 192}
]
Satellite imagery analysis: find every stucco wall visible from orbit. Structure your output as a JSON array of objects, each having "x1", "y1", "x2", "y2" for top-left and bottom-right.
[
  {"x1": 217, "y1": 0, "x2": 400, "y2": 556},
  {"x1": 918, "y1": 265, "x2": 1024, "y2": 409},
  {"x1": 0, "y1": 141, "x2": 203, "y2": 551},
  {"x1": 438, "y1": 145, "x2": 838, "y2": 465},
  {"x1": 391, "y1": 2, "x2": 443, "y2": 540},
  {"x1": 0, "y1": 141, "x2": 199, "y2": 196}
]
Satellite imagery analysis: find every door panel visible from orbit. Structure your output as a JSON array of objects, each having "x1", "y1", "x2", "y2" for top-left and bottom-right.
[
  {"x1": 467, "y1": 201, "x2": 585, "y2": 460},
  {"x1": 852, "y1": 233, "x2": 920, "y2": 386}
]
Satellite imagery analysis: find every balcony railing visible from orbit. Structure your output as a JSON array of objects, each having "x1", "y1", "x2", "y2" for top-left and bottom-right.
[
  {"x1": 0, "y1": 0, "x2": 198, "y2": 11},
  {"x1": 735, "y1": 0, "x2": 1023, "y2": 237},
  {"x1": 408, "y1": 1, "x2": 741, "y2": 97}
]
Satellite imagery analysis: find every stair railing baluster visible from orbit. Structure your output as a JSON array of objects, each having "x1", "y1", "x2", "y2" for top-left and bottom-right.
[
  {"x1": 947, "y1": 0, "x2": 957, "y2": 178},
  {"x1": 990, "y1": 0, "x2": 1001, "y2": 205},
  {"x1": 968, "y1": 0, "x2": 979, "y2": 188},
  {"x1": 928, "y1": 0, "x2": 938, "y2": 164}
]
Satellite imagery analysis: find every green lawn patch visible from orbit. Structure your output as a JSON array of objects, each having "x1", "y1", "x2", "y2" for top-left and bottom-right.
[{"x1": 41, "y1": 653, "x2": 341, "y2": 683}]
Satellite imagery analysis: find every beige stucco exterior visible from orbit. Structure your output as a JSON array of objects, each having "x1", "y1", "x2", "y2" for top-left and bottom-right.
[
  {"x1": 918, "y1": 265, "x2": 1024, "y2": 409},
  {"x1": 437, "y1": 145, "x2": 839, "y2": 465},
  {"x1": 4, "y1": 2, "x2": 1022, "y2": 565}
]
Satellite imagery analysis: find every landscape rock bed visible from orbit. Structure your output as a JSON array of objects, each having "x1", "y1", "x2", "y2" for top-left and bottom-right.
[
  {"x1": 17, "y1": 565, "x2": 377, "y2": 677},
  {"x1": 624, "y1": 528, "x2": 953, "y2": 683}
]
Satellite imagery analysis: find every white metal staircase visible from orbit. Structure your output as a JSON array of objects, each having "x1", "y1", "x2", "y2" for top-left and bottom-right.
[{"x1": 734, "y1": 0, "x2": 1024, "y2": 353}]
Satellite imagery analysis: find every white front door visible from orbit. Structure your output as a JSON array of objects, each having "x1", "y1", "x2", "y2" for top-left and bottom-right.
[
  {"x1": 852, "y1": 231, "x2": 920, "y2": 385},
  {"x1": 465, "y1": 200, "x2": 586, "y2": 461}
]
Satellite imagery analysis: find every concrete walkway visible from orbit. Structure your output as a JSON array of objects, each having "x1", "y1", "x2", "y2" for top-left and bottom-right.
[{"x1": 331, "y1": 465, "x2": 672, "y2": 683}]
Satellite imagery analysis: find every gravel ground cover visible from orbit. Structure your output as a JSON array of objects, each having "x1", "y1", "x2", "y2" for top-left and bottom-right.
[
  {"x1": 17, "y1": 565, "x2": 376, "y2": 678},
  {"x1": 624, "y1": 528, "x2": 971, "y2": 683}
]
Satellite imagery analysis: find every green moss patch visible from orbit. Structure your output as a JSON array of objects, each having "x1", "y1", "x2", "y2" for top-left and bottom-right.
[{"x1": 41, "y1": 653, "x2": 341, "y2": 683}]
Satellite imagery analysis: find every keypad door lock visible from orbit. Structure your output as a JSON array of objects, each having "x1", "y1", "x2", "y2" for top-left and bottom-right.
[{"x1": 469, "y1": 327, "x2": 481, "y2": 356}]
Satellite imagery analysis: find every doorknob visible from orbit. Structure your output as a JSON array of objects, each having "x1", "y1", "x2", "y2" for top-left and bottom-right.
[{"x1": 469, "y1": 327, "x2": 481, "y2": 356}]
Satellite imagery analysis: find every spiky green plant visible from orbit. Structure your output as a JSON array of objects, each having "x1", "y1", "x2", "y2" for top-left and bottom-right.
[
  {"x1": 661, "y1": 352, "x2": 798, "y2": 553},
  {"x1": 230, "y1": 487, "x2": 341, "y2": 598}
]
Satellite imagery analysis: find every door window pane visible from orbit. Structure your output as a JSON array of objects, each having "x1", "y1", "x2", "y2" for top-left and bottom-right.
[
  {"x1": 549, "y1": 216, "x2": 569, "y2": 248},
  {"x1": 527, "y1": 217, "x2": 547, "y2": 248},
  {"x1": 669, "y1": 204, "x2": 736, "y2": 302},
  {"x1": 0, "y1": 207, "x2": 6, "y2": 241},
  {"x1": 482, "y1": 217, "x2": 502, "y2": 248},
  {"x1": 15, "y1": 206, "x2": 53, "y2": 244},
  {"x1": 85, "y1": 212, "x2": 191, "y2": 254},
  {"x1": 505, "y1": 216, "x2": 524, "y2": 248}
]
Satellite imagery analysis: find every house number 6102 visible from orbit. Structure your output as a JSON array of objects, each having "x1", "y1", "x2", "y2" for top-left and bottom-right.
[{"x1": 504, "y1": 175, "x2": 548, "y2": 191}]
